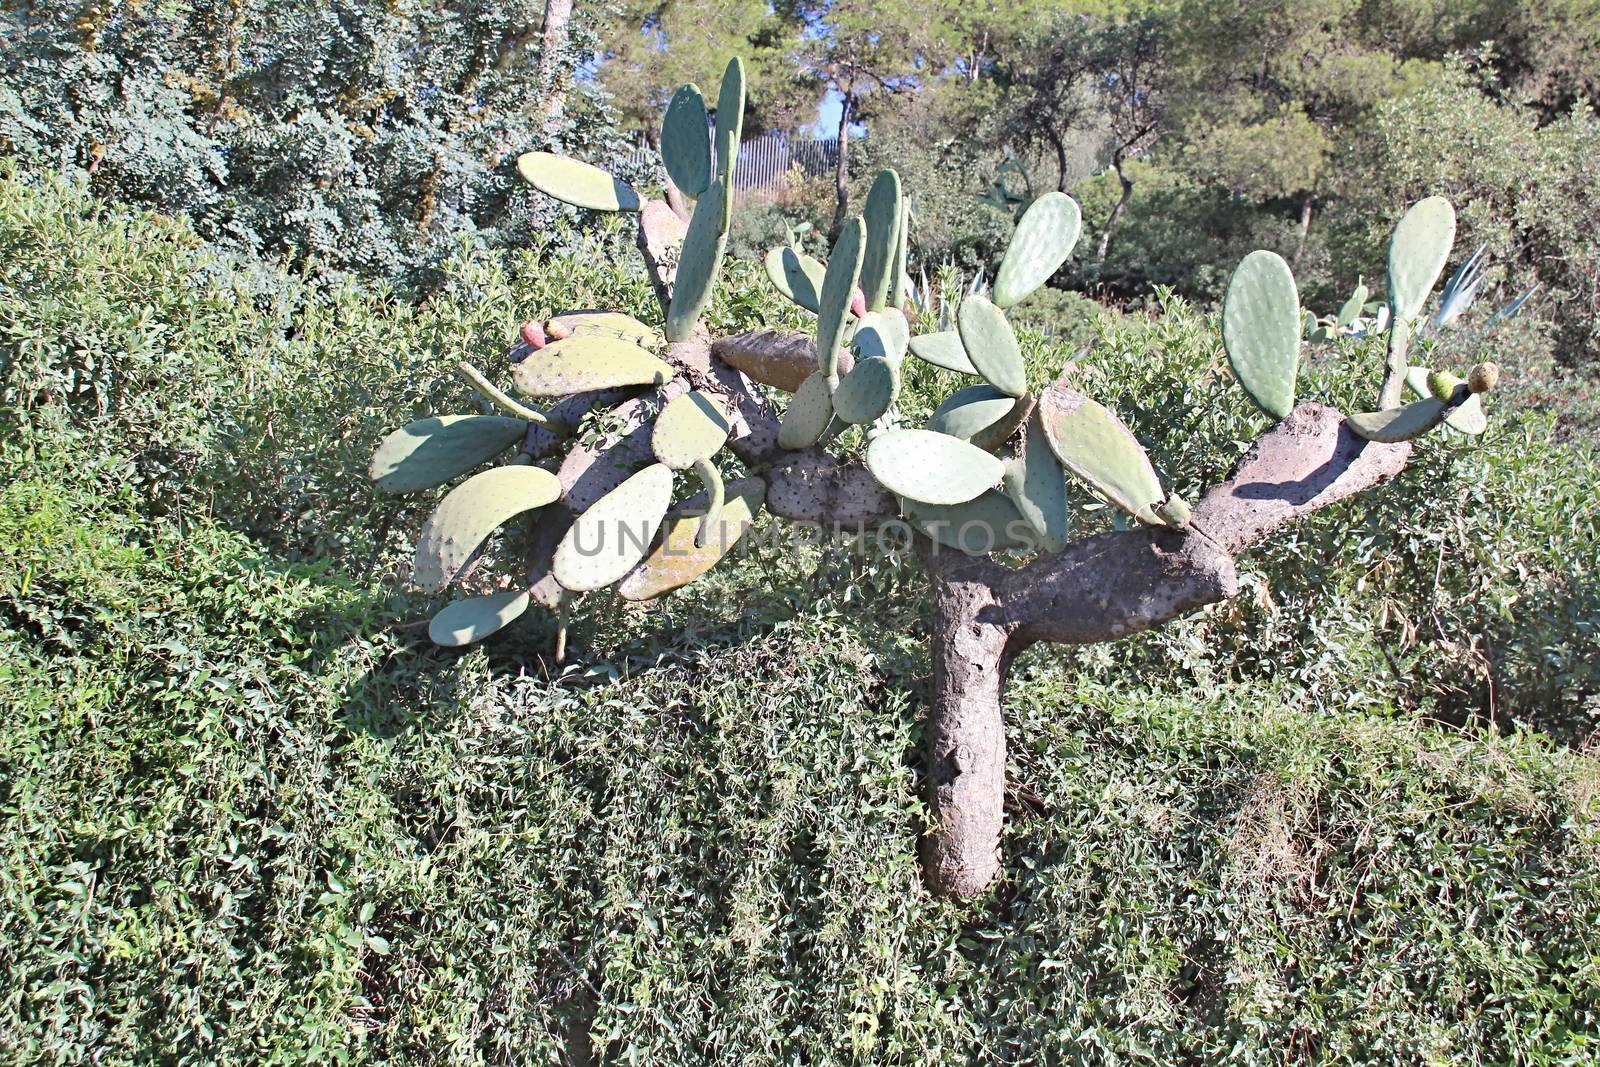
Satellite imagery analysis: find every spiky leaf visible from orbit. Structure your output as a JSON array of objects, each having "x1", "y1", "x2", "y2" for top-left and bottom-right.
[
  {"x1": 1222, "y1": 250, "x2": 1300, "y2": 420},
  {"x1": 1003, "y1": 414, "x2": 1070, "y2": 552},
  {"x1": 370, "y1": 415, "x2": 527, "y2": 494},
  {"x1": 516, "y1": 152, "x2": 640, "y2": 212},
  {"x1": 414, "y1": 465, "x2": 561, "y2": 591},
  {"x1": 1388, "y1": 196, "x2": 1456, "y2": 321},
  {"x1": 652, "y1": 390, "x2": 730, "y2": 469},
  {"x1": 764, "y1": 246, "x2": 825, "y2": 313},
  {"x1": 866, "y1": 428, "x2": 1004, "y2": 505},
  {"x1": 859, "y1": 170, "x2": 902, "y2": 311},
  {"x1": 994, "y1": 192, "x2": 1081, "y2": 308},
  {"x1": 665, "y1": 182, "x2": 729, "y2": 342},
  {"x1": 619, "y1": 479, "x2": 765, "y2": 601},
  {"x1": 1037, "y1": 385, "x2": 1165, "y2": 524},
  {"x1": 928, "y1": 384, "x2": 1016, "y2": 440},
  {"x1": 908, "y1": 331, "x2": 977, "y2": 375},
  {"x1": 957, "y1": 294, "x2": 1026, "y2": 397},
  {"x1": 662, "y1": 83, "x2": 712, "y2": 197},
  {"x1": 817, "y1": 218, "x2": 864, "y2": 379},
  {"x1": 777, "y1": 371, "x2": 835, "y2": 449},
  {"x1": 553, "y1": 463, "x2": 674, "y2": 592},
  {"x1": 546, "y1": 310, "x2": 658, "y2": 346},
  {"x1": 428, "y1": 589, "x2": 532, "y2": 648},
  {"x1": 512, "y1": 335, "x2": 672, "y2": 396},
  {"x1": 905, "y1": 491, "x2": 1036, "y2": 555},
  {"x1": 1348, "y1": 398, "x2": 1450, "y2": 443},
  {"x1": 833, "y1": 357, "x2": 900, "y2": 425}
]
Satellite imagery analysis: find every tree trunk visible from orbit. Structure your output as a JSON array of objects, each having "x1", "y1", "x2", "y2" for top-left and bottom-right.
[
  {"x1": 830, "y1": 92, "x2": 854, "y2": 233},
  {"x1": 921, "y1": 561, "x2": 1015, "y2": 899},
  {"x1": 1291, "y1": 195, "x2": 1314, "y2": 269},
  {"x1": 1049, "y1": 128, "x2": 1070, "y2": 194},
  {"x1": 1094, "y1": 157, "x2": 1134, "y2": 267},
  {"x1": 540, "y1": 0, "x2": 575, "y2": 126}
]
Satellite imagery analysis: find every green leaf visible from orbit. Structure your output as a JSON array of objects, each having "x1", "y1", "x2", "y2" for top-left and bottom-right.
[
  {"x1": 516, "y1": 152, "x2": 641, "y2": 212},
  {"x1": 777, "y1": 371, "x2": 835, "y2": 449},
  {"x1": 908, "y1": 331, "x2": 977, "y2": 375},
  {"x1": 1222, "y1": 250, "x2": 1301, "y2": 420},
  {"x1": 369, "y1": 415, "x2": 527, "y2": 494},
  {"x1": 511, "y1": 335, "x2": 673, "y2": 396},
  {"x1": 428, "y1": 589, "x2": 532, "y2": 647},
  {"x1": 817, "y1": 218, "x2": 864, "y2": 380},
  {"x1": 1388, "y1": 196, "x2": 1456, "y2": 321},
  {"x1": 652, "y1": 390, "x2": 730, "y2": 470},
  {"x1": 662, "y1": 83, "x2": 712, "y2": 197},
  {"x1": 554, "y1": 463, "x2": 674, "y2": 592},
  {"x1": 1036, "y1": 385, "x2": 1165, "y2": 525},
  {"x1": 414, "y1": 465, "x2": 562, "y2": 591},
  {"x1": 957, "y1": 294, "x2": 1026, "y2": 398},
  {"x1": 865, "y1": 428, "x2": 1004, "y2": 505},
  {"x1": 994, "y1": 192, "x2": 1081, "y2": 308},
  {"x1": 833, "y1": 357, "x2": 900, "y2": 426}
]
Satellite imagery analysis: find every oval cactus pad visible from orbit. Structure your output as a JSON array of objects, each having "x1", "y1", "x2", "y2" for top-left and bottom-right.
[
  {"x1": 908, "y1": 330, "x2": 978, "y2": 375},
  {"x1": 765, "y1": 246, "x2": 825, "y2": 313},
  {"x1": 414, "y1": 465, "x2": 562, "y2": 591},
  {"x1": 619, "y1": 479, "x2": 765, "y2": 601},
  {"x1": 1223, "y1": 250, "x2": 1301, "y2": 420},
  {"x1": 777, "y1": 371, "x2": 836, "y2": 449},
  {"x1": 906, "y1": 490, "x2": 1037, "y2": 555},
  {"x1": 554, "y1": 463, "x2": 675, "y2": 592},
  {"x1": 1388, "y1": 196, "x2": 1456, "y2": 321},
  {"x1": 370, "y1": 414, "x2": 528, "y2": 494},
  {"x1": 516, "y1": 152, "x2": 641, "y2": 212},
  {"x1": 428, "y1": 589, "x2": 532, "y2": 648},
  {"x1": 662, "y1": 83, "x2": 712, "y2": 197},
  {"x1": 817, "y1": 218, "x2": 865, "y2": 379},
  {"x1": 652, "y1": 390, "x2": 731, "y2": 469},
  {"x1": 833, "y1": 357, "x2": 900, "y2": 425},
  {"x1": 866, "y1": 428, "x2": 1004, "y2": 505},
  {"x1": 1003, "y1": 413, "x2": 1071, "y2": 552},
  {"x1": 512, "y1": 335, "x2": 673, "y2": 396},
  {"x1": 666, "y1": 181, "x2": 730, "y2": 341},
  {"x1": 1037, "y1": 384, "x2": 1165, "y2": 525},
  {"x1": 957, "y1": 294, "x2": 1027, "y2": 397},
  {"x1": 994, "y1": 192, "x2": 1081, "y2": 308}
]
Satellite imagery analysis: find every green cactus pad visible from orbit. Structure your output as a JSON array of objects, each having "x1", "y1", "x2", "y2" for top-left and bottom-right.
[
  {"x1": 714, "y1": 58, "x2": 746, "y2": 192},
  {"x1": 1154, "y1": 496, "x2": 1191, "y2": 528},
  {"x1": 1037, "y1": 384, "x2": 1165, "y2": 525},
  {"x1": 777, "y1": 371, "x2": 835, "y2": 449},
  {"x1": 619, "y1": 479, "x2": 765, "y2": 601},
  {"x1": 893, "y1": 197, "x2": 911, "y2": 309},
  {"x1": 764, "y1": 246, "x2": 825, "y2": 313},
  {"x1": 553, "y1": 462, "x2": 674, "y2": 592},
  {"x1": 1388, "y1": 196, "x2": 1456, "y2": 321},
  {"x1": 652, "y1": 390, "x2": 730, "y2": 469},
  {"x1": 817, "y1": 217, "x2": 865, "y2": 379},
  {"x1": 370, "y1": 414, "x2": 528, "y2": 494},
  {"x1": 428, "y1": 589, "x2": 532, "y2": 648},
  {"x1": 1003, "y1": 413, "x2": 1071, "y2": 553},
  {"x1": 957, "y1": 294, "x2": 1027, "y2": 397},
  {"x1": 1222, "y1": 250, "x2": 1301, "y2": 420},
  {"x1": 414, "y1": 465, "x2": 562, "y2": 591},
  {"x1": 516, "y1": 152, "x2": 641, "y2": 212},
  {"x1": 905, "y1": 491, "x2": 1037, "y2": 555},
  {"x1": 662, "y1": 83, "x2": 712, "y2": 197},
  {"x1": 1347, "y1": 399, "x2": 1451, "y2": 443},
  {"x1": 865, "y1": 428, "x2": 1004, "y2": 505},
  {"x1": 928, "y1": 384, "x2": 1016, "y2": 441},
  {"x1": 1336, "y1": 281, "x2": 1369, "y2": 328},
  {"x1": 546, "y1": 310, "x2": 659, "y2": 346},
  {"x1": 512, "y1": 335, "x2": 673, "y2": 396},
  {"x1": 1405, "y1": 367, "x2": 1487, "y2": 435},
  {"x1": 833, "y1": 356, "x2": 900, "y2": 425},
  {"x1": 851, "y1": 310, "x2": 909, "y2": 362},
  {"x1": 994, "y1": 192, "x2": 1081, "y2": 308},
  {"x1": 859, "y1": 170, "x2": 902, "y2": 311},
  {"x1": 908, "y1": 330, "x2": 978, "y2": 375},
  {"x1": 665, "y1": 181, "x2": 729, "y2": 342}
]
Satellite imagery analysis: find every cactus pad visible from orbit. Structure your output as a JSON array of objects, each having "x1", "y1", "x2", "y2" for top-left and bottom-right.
[
  {"x1": 957, "y1": 294, "x2": 1027, "y2": 397},
  {"x1": 414, "y1": 465, "x2": 562, "y2": 591},
  {"x1": 908, "y1": 330, "x2": 978, "y2": 375},
  {"x1": 428, "y1": 589, "x2": 532, "y2": 648},
  {"x1": 764, "y1": 246, "x2": 826, "y2": 313},
  {"x1": 652, "y1": 390, "x2": 730, "y2": 469},
  {"x1": 553, "y1": 462, "x2": 674, "y2": 592},
  {"x1": 1003, "y1": 413, "x2": 1070, "y2": 552},
  {"x1": 994, "y1": 192, "x2": 1081, "y2": 308},
  {"x1": 1037, "y1": 385, "x2": 1165, "y2": 525},
  {"x1": 778, "y1": 371, "x2": 836, "y2": 449},
  {"x1": 1347, "y1": 398, "x2": 1451, "y2": 443},
  {"x1": 370, "y1": 414, "x2": 528, "y2": 494},
  {"x1": 665, "y1": 181, "x2": 729, "y2": 342},
  {"x1": 859, "y1": 169, "x2": 902, "y2": 311},
  {"x1": 905, "y1": 491, "x2": 1037, "y2": 555},
  {"x1": 619, "y1": 479, "x2": 765, "y2": 601},
  {"x1": 866, "y1": 428, "x2": 1004, "y2": 505},
  {"x1": 1223, "y1": 250, "x2": 1300, "y2": 420},
  {"x1": 516, "y1": 152, "x2": 641, "y2": 212},
  {"x1": 817, "y1": 217, "x2": 864, "y2": 379},
  {"x1": 662, "y1": 83, "x2": 712, "y2": 197},
  {"x1": 546, "y1": 310, "x2": 658, "y2": 346},
  {"x1": 1388, "y1": 196, "x2": 1456, "y2": 321},
  {"x1": 714, "y1": 58, "x2": 746, "y2": 192},
  {"x1": 1405, "y1": 367, "x2": 1486, "y2": 436},
  {"x1": 851, "y1": 310, "x2": 909, "y2": 362},
  {"x1": 833, "y1": 356, "x2": 900, "y2": 425},
  {"x1": 928, "y1": 384, "x2": 1017, "y2": 441},
  {"x1": 512, "y1": 335, "x2": 673, "y2": 396}
]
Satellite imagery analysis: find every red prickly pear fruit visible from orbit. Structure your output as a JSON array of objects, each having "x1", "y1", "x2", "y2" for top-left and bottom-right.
[
  {"x1": 520, "y1": 320, "x2": 547, "y2": 349},
  {"x1": 849, "y1": 288, "x2": 867, "y2": 319}
]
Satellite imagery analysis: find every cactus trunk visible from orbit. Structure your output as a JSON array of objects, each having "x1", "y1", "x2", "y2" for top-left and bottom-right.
[{"x1": 922, "y1": 559, "x2": 1016, "y2": 899}]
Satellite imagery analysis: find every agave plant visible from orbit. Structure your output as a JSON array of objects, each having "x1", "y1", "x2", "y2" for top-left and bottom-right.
[{"x1": 368, "y1": 59, "x2": 1510, "y2": 899}]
